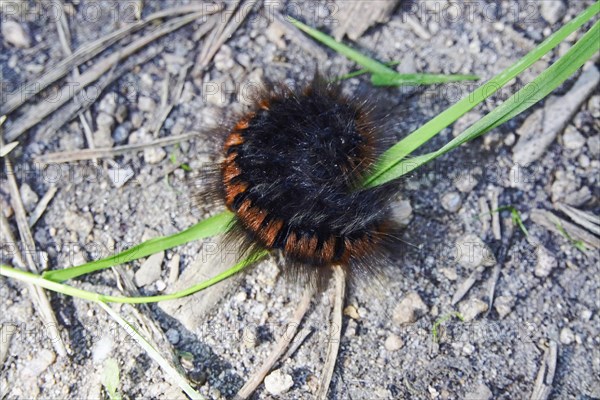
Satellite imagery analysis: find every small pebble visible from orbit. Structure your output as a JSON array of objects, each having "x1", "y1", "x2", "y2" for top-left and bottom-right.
[
  {"x1": 19, "y1": 183, "x2": 38, "y2": 212},
  {"x1": 391, "y1": 199, "x2": 413, "y2": 227},
  {"x1": 384, "y1": 334, "x2": 404, "y2": 352},
  {"x1": 214, "y1": 45, "x2": 234, "y2": 71},
  {"x1": 166, "y1": 328, "x2": 180, "y2": 345},
  {"x1": 144, "y1": 147, "x2": 166, "y2": 164},
  {"x1": 559, "y1": 327, "x2": 575, "y2": 345},
  {"x1": 64, "y1": 210, "x2": 94, "y2": 238},
  {"x1": 2, "y1": 20, "x2": 31, "y2": 48},
  {"x1": 108, "y1": 166, "x2": 134, "y2": 188},
  {"x1": 440, "y1": 267, "x2": 458, "y2": 281},
  {"x1": 494, "y1": 295, "x2": 514, "y2": 319},
  {"x1": 91, "y1": 336, "x2": 113, "y2": 364},
  {"x1": 456, "y1": 234, "x2": 495, "y2": 269},
  {"x1": 343, "y1": 305, "x2": 360, "y2": 320},
  {"x1": 264, "y1": 369, "x2": 293, "y2": 395},
  {"x1": 534, "y1": 247, "x2": 557, "y2": 278},
  {"x1": 138, "y1": 96, "x2": 157, "y2": 113},
  {"x1": 458, "y1": 298, "x2": 488, "y2": 321},
  {"x1": 113, "y1": 123, "x2": 131, "y2": 144},
  {"x1": 454, "y1": 167, "x2": 481, "y2": 193},
  {"x1": 441, "y1": 191, "x2": 462, "y2": 213},
  {"x1": 562, "y1": 126, "x2": 586, "y2": 150},
  {"x1": 464, "y1": 383, "x2": 493, "y2": 400},
  {"x1": 155, "y1": 280, "x2": 166, "y2": 291},
  {"x1": 24, "y1": 349, "x2": 56, "y2": 377},
  {"x1": 392, "y1": 292, "x2": 428, "y2": 325},
  {"x1": 98, "y1": 94, "x2": 117, "y2": 115},
  {"x1": 586, "y1": 135, "x2": 600, "y2": 157},
  {"x1": 93, "y1": 128, "x2": 114, "y2": 148},
  {"x1": 540, "y1": 0, "x2": 567, "y2": 25},
  {"x1": 135, "y1": 251, "x2": 164, "y2": 287}
]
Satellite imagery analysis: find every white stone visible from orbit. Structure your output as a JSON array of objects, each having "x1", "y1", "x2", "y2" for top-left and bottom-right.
[
  {"x1": 562, "y1": 126, "x2": 586, "y2": 150},
  {"x1": 540, "y1": 1, "x2": 567, "y2": 25},
  {"x1": 264, "y1": 369, "x2": 293, "y2": 395},
  {"x1": 441, "y1": 191, "x2": 462, "y2": 212},
  {"x1": 559, "y1": 327, "x2": 575, "y2": 345},
  {"x1": 393, "y1": 292, "x2": 428, "y2": 325},
  {"x1": 456, "y1": 234, "x2": 495, "y2": 269},
  {"x1": 384, "y1": 334, "x2": 404, "y2": 351},
  {"x1": 23, "y1": 349, "x2": 56, "y2": 377},
  {"x1": 534, "y1": 247, "x2": 557, "y2": 278},
  {"x1": 458, "y1": 298, "x2": 488, "y2": 321},
  {"x1": 2, "y1": 21, "x2": 31, "y2": 48},
  {"x1": 135, "y1": 251, "x2": 164, "y2": 287}
]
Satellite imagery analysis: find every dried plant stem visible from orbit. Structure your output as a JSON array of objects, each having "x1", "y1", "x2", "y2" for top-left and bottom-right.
[
  {"x1": 0, "y1": 3, "x2": 222, "y2": 116},
  {"x1": 35, "y1": 132, "x2": 199, "y2": 164},
  {"x1": 5, "y1": 12, "x2": 206, "y2": 141},
  {"x1": 316, "y1": 265, "x2": 346, "y2": 400},
  {"x1": 2, "y1": 139, "x2": 67, "y2": 356},
  {"x1": 235, "y1": 289, "x2": 313, "y2": 400}
]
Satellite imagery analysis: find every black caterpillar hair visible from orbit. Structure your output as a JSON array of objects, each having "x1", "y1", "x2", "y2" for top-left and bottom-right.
[{"x1": 195, "y1": 74, "x2": 402, "y2": 289}]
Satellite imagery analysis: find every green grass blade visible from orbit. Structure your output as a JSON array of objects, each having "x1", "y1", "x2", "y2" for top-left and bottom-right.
[
  {"x1": 2, "y1": 250, "x2": 267, "y2": 303},
  {"x1": 289, "y1": 17, "x2": 480, "y2": 86},
  {"x1": 362, "y1": 1, "x2": 600, "y2": 188},
  {"x1": 379, "y1": 20, "x2": 600, "y2": 184},
  {"x1": 288, "y1": 16, "x2": 394, "y2": 75},
  {"x1": 371, "y1": 73, "x2": 479, "y2": 86},
  {"x1": 43, "y1": 211, "x2": 235, "y2": 282},
  {"x1": 97, "y1": 302, "x2": 204, "y2": 400},
  {"x1": 335, "y1": 61, "x2": 401, "y2": 81}
]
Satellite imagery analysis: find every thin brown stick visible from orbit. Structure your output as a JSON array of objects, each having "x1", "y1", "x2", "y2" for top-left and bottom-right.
[
  {"x1": 3, "y1": 140, "x2": 67, "y2": 356},
  {"x1": 35, "y1": 132, "x2": 199, "y2": 164},
  {"x1": 54, "y1": 1, "x2": 99, "y2": 165},
  {"x1": 235, "y1": 289, "x2": 313, "y2": 400},
  {"x1": 451, "y1": 266, "x2": 485, "y2": 305},
  {"x1": 197, "y1": 0, "x2": 258, "y2": 70},
  {"x1": 0, "y1": 3, "x2": 223, "y2": 116},
  {"x1": 316, "y1": 265, "x2": 346, "y2": 400},
  {"x1": 28, "y1": 186, "x2": 58, "y2": 228},
  {"x1": 5, "y1": 12, "x2": 206, "y2": 141},
  {"x1": 152, "y1": 63, "x2": 191, "y2": 137},
  {"x1": 35, "y1": 46, "x2": 160, "y2": 141},
  {"x1": 530, "y1": 340, "x2": 558, "y2": 400}
]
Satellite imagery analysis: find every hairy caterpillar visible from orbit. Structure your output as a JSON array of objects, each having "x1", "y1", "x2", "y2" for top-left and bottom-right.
[{"x1": 197, "y1": 75, "x2": 402, "y2": 288}]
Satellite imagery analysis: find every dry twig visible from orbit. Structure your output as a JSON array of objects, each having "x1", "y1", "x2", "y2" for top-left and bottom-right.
[
  {"x1": 2, "y1": 138, "x2": 67, "y2": 356},
  {"x1": 316, "y1": 265, "x2": 346, "y2": 400},
  {"x1": 235, "y1": 289, "x2": 313, "y2": 400},
  {"x1": 530, "y1": 340, "x2": 558, "y2": 400},
  {"x1": 0, "y1": 3, "x2": 222, "y2": 116},
  {"x1": 5, "y1": 12, "x2": 208, "y2": 141},
  {"x1": 35, "y1": 132, "x2": 199, "y2": 164}
]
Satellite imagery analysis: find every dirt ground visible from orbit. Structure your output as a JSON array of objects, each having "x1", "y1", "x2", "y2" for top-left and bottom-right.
[{"x1": 1, "y1": 1, "x2": 599, "y2": 399}]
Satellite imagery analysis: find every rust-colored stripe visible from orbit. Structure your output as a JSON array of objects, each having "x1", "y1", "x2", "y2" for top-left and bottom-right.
[
  {"x1": 296, "y1": 234, "x2": 318, "y2": 260},
  {"x1": 261, "y1": 218, "x2": 284, "y2": 248},
  {"x1": 234, "y1": 112, "x2": 256, "y2": 131},
  {"x1": 259, "y1": 99, "x2": 270, "y2": 110},
  {"x1": 320, "y1": 236, "x2": 336, "y2": 263},
  {"x1": 222, "y1": 160, "x2": 242, "y2": 183},
  {"x1": 285, "y1": 231, "x2": 298, "y2": 255},
  {"x1": 224, "y1": 132, "x2": 244, "y2": 150},
  {"x1": 224, "y1": 180, "x2": 249, "y2": 208}
]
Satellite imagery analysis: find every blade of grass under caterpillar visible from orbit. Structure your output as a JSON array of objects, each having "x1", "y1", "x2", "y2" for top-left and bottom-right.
[
  {"x1": 362, "y1": 1, "x2": 600, "y2": 188},
  {"x1": 43, "y1": 211, "x2": 235, "y2": 282},
  {"x1": 1, "y1": 250, "x2": 267, "y2": 303},
  {"x1": 378, "y1": 19, "x2": 599, "y2": 185}
]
